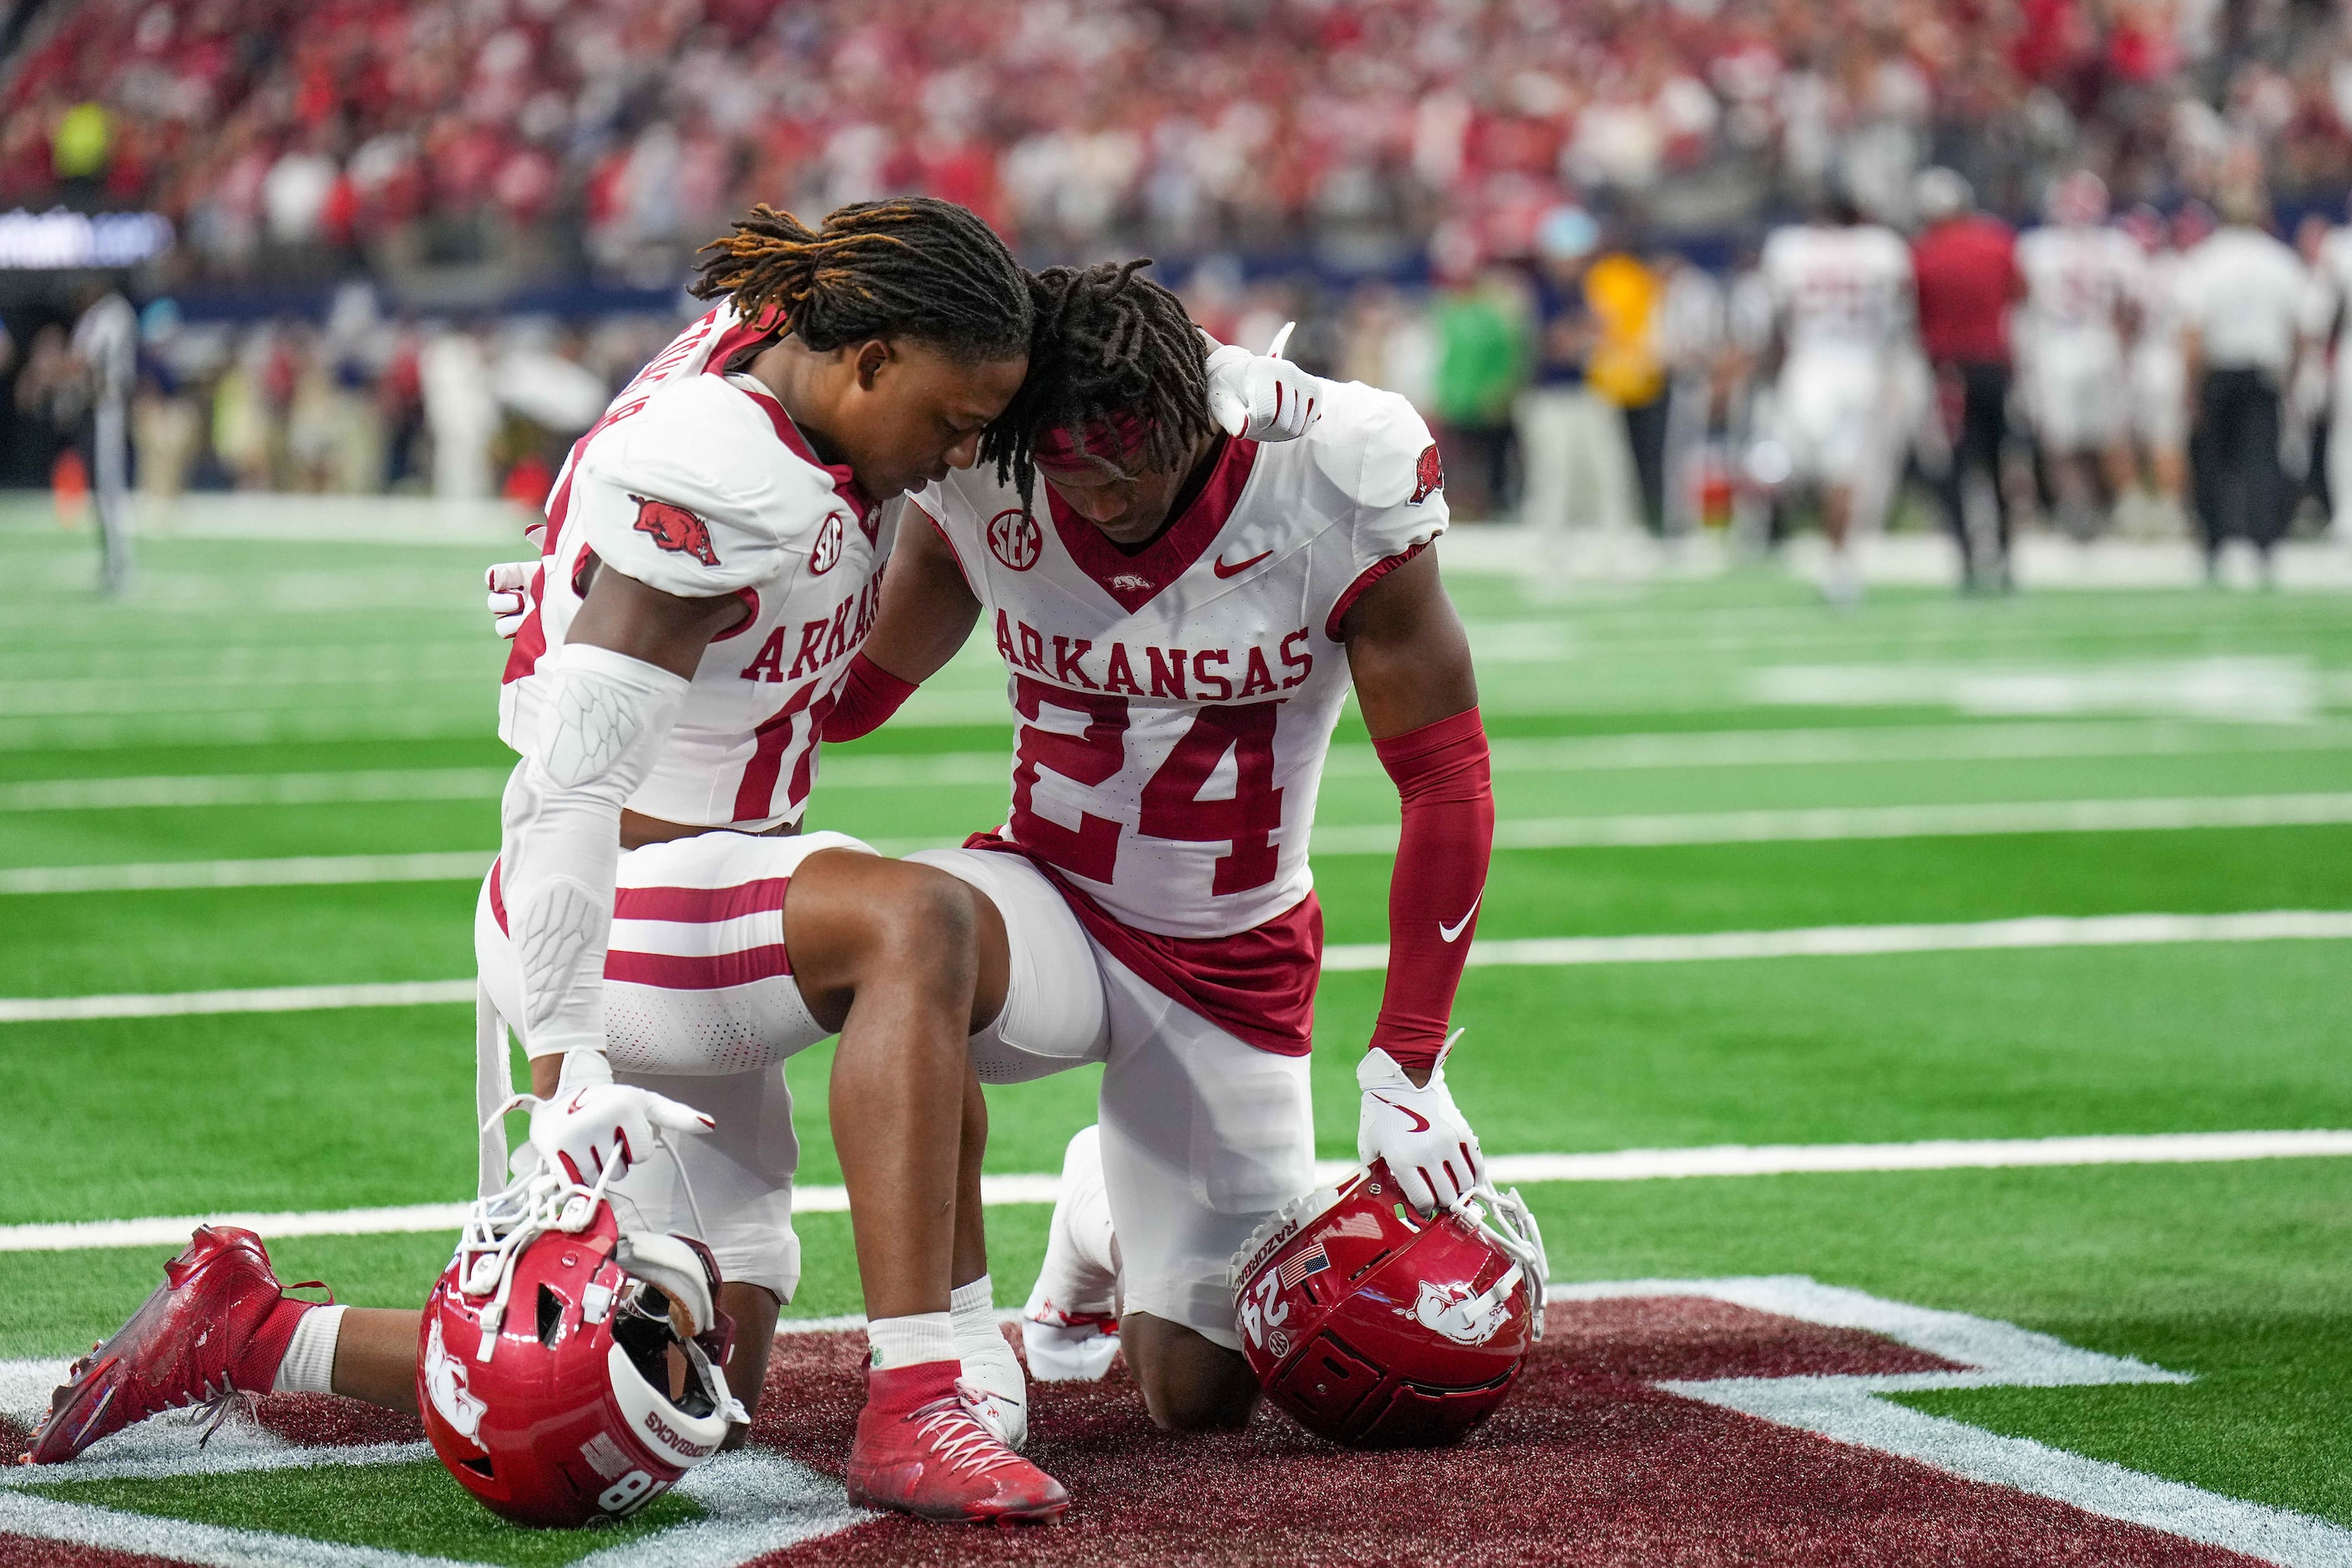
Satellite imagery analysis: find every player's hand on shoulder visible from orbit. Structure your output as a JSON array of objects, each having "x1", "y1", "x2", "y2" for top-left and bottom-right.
[
  {"x1": 1357, "y1": 1039, "x2": 1486, "y2": 1215},
  {"x1": 1206, "y1": 323, "x2": 1323, "y2": 442},
  {"x1": 524, "y1": 1053, "x2": 713, "y2": 1186},
  {"x1": 486, "y1": 560, "x2": 538, "y2": 640}
]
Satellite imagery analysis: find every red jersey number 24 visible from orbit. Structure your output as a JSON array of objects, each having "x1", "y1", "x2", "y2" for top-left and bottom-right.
[{"x1": 1010, "y1": 675, "x2": 1284, "y2": 894}]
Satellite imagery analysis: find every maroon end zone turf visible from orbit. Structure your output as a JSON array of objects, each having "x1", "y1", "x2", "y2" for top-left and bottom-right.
[
  {"x1": 0, "y1": 1297, "x2": 2273, "y2": 1567},
  {"x1": 746, "y1": 1297, "x2": 2265, "y2": 1568},
  {"x1": 0, "y1": 1538, "x2": 192, "y2": 1568},
  {"x1": 250, "y1": 1393, "x2": 423, "y2": 1449}
]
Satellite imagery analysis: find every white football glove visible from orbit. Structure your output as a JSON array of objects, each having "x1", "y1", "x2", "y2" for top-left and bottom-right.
[
  {"x1": 1357, "y1": 1039, "x2": 1486, "y2": 1216},
  {"x1": 525, "y1": 1054, "x2": 713, "y2": 1187},
  {"x1": 486, "y1": 559, "x2": 537, "y2": 640},
  {"x1": 1206, "y1": 322, "x2": 1323, "y2": 442}
]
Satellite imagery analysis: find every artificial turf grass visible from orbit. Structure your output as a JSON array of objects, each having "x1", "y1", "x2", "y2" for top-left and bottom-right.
[
  {"x1": 1310, "y1": 938, "x2": 2352, "y2": 1160},
  {"x1": 9, "y1": 819, "x2": 2352, "y2": 997},
  {"x1": 18, "y1": 1457, "x2": 702, "y2": 1565},
  {"x1": 11, "y1": 936, "x2": 2352, "y2": 1225},
  {"x1": 1520, "y1": 1157, "x2": 2352, "y2": 1529}
]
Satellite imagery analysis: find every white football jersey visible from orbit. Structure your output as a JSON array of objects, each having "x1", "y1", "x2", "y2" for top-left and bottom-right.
[
  {"x1": 2304, "y1": 229, "x2": 2352, "y2": 385},
  {"x1": 1760, "y1": 223, "x2": 1914, "y2": 357},
  {"x1": 2136, "y1": 249, "x2": 2184, "y2": 344},
  {"x1": 917, "y1": 380, "x2": 1448, "y2": 940},
  {"x1": 500, "y1": 305, "x2": 890, "y2": 832},
  {"x1": 2018, "y1": 224, "x2": 2142, "y2": 344}
]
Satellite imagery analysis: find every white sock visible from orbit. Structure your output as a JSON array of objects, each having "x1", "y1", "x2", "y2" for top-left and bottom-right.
[
  {"x1": 271, "y1": 1303, "x2": 347, "y2": 1395},
  {"x1": 865, "y1": 1311, "x2": 957, "y2": 1372},
  {"x1": 950, "y1": 1275, "x2": 1029, "y2": 1449},
  {"x1": 949, "y1": 1276, "x2": 996, "y2": 1342}
]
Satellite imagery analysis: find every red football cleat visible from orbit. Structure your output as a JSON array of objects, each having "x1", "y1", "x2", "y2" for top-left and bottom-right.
[
  {"x1": 845, "y1": 1390, "x2": 1070, "y2": 1525},
  {"x1": 25, "y1": 1226, "x2": 319, "y2": 1464}
]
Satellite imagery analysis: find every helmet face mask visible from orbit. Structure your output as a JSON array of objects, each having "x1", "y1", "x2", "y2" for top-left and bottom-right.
[
  {"x1": 1231, "y1": 1161, "x2": 1549, "y2": 1449},
  {"x1": 418, "y1": 1167, "x2": 746, "y2": 1529}
]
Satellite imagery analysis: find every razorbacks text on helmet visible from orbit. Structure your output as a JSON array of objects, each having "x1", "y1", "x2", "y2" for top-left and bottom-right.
[
  {"x1": 500, "y1": 306, "x2": 892, "y2": 832},
  {"x1": 914, "y1": 376, "x2": 1445, "y2": 1055}
]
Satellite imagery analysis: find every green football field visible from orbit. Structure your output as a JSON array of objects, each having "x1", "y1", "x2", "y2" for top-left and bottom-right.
[{"x1": 3, "y1": 512, "x2": 2349, "y2": 1562}]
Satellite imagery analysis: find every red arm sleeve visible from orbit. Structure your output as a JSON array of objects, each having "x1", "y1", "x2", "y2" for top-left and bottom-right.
[
  {"x1": 821, "y1": 651, "x2": 918, "y2": 742},
  {"x1": 1367, "y1": 706, "x2": 1494, "y2": 1076}
]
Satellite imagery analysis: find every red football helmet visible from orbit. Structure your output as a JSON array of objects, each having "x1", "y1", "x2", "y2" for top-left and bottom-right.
[
  {"x1": 1232, "y1": 1161, "x2": 1548, "y2": 1448},
  {"x1": 418, "y1": 1169, "x2": 746, "y2": 1528}
]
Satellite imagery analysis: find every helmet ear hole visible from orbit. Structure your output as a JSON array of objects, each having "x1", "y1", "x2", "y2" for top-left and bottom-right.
[
  {"x1": 535, "y1": 1285, "x2": 564, "y2": 1348},
  {"x1": 460, "y1": 1455, "x2": 494, "y2": 1478}
]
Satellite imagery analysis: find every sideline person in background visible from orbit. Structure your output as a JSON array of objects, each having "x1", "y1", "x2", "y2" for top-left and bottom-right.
[
  {"x1": 1430, "y1": 251, "x2": 1527, "y2": 520},
  {"x1": 2299, "y1": 191, "x2": 2352, "y2": 542},
  {"x1": 2177, "y1": 184, "x2": 2307, "y2": 586},
  {"x1": 1909, "y1": 168, "x2": 2021, "y2": 591},
  {"x1": 1585, "y1": 243, "x2": 1668, "y2": 534},
  {"x1": 1514, "y1": 205, "x2": 1640, "y2": 584}
]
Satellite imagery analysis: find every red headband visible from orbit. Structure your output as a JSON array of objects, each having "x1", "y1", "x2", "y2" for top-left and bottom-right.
[{"x1": 1034, "y1": 412, "x2": 1153, "y2": 468}]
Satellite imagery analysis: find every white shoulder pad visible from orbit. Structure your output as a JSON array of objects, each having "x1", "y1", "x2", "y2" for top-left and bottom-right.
[
  {"x1": 1308, "y1": 380, "x2": 1444, "y2": 511},
  {"x1": 574, "y1": 376, "x2": 842, "y2": 597},
  {"x1": 1305, "y1": 381, "x2": 1449, "y2": 566}
]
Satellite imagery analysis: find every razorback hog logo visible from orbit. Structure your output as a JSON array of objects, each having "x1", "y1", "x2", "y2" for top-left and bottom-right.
[
  {"x1": 1409, "y1": 443, "x2": 1444, "y2": 505},
  {"x1": 631, "y1": 495, "x2": 720, "y2": 566}
]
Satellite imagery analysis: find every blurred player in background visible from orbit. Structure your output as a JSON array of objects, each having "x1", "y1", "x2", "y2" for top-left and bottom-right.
[
  {"x1": 1910, "y1": 168, "x2": 2021, "y2": 590},
  {"x1": 2121, "y1": 204, "x2": 2192, "y2": 535},
  {"x1": 2300, "y1": 192, "x2": 2352, "y2": 540},
  {"x1": 1758, "y1": 192, "x2": 1919, "y2": 604},
  {"x1": 2016, "y1": 172, "x2": 2142, "y2": 540}
]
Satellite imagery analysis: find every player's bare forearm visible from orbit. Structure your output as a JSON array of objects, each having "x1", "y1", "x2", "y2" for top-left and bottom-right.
[
  {"x1": 566, "y1": 563, "x2": 742, "y2": 678},
  {"x1": 862, "y1": 512, "x2": 984, "y2": 684},
  {"x1": 1339, "y1": 548, "x2": 1478, "y2": 740}
]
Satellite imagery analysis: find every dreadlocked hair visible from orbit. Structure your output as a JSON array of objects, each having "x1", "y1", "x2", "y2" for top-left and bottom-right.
[
  {"x1": 690, "y1": 196, "x2": 1032, "y2": 362},
  {"x1": 979, "y1": 258, "x2": 1216, "y2": 513}
]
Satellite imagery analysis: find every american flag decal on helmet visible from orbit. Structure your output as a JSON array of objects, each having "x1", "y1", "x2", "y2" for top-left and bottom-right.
[{"x1": 1276, "y1": 1242, "x2": 1332, "y2": 1290}]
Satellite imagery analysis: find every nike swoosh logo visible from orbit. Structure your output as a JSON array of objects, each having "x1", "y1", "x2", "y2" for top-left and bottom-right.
[
  {"x1": 1212, "y1": 549, "x2": 1272, "y2": 579},
  {"x1": 1370, "y1": 1093, "x2": 1431, "y2": 1133},
  {"x1": 564, "y1": 1089, "x2": 591, "y2": 1114},
  {"x1": 1439, "y1": 893, "x2": 1481, "y2": 943}
]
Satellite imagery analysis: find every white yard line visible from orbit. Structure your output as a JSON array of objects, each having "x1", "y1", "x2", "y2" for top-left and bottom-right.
[
  {"x1": 9, "y1": 909, "x2": 2348, "y2": 1022},
  {"x1": 0, "y1": 852, "x2": 493, "y2": 894},
  {"x1": 0, "y1": 768, "x2": 513, "y2": 812},
  {"x1": 1321, "y1": 909, "x2": 2352, "y2": 970},
  {"x1": 7, "y1": 1131, "x2": 2346, "y2": 1253},
  {"x1": 0, "y1": 979, "x2": 479, "y2": 1024},
  {"x1": 1312, "y1": 792, "x2": 2352, "y2": 854},
  {"x1": 13, "y1": 718, "x2": 2349, "y2": 812}
]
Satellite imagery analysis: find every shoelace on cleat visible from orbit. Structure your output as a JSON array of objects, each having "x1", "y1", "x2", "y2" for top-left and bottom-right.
[{"x1": 908, "y1": 1395, "x2": 1024, "y2": 1478}]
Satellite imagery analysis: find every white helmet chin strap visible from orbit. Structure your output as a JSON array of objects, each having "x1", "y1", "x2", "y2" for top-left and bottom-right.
[{"x1": 1447, "y1": 1184, "x2": 1550, "y2": 1342}]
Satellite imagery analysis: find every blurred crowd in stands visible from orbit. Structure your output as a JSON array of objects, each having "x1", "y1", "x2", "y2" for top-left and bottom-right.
[
  {"x1": 3, "y1": 0, "x2": 2352, "y2": 568},
  {"x1": 3, "y1": 0, "x2": 2346, "y2": 276}
]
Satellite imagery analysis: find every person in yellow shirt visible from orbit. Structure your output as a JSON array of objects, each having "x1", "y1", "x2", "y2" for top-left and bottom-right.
[{"x1": 1584, "y1": 248, "x2": 1669, "y2": 533}]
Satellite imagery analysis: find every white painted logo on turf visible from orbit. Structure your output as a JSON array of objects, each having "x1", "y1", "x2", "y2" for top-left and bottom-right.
[{"x1": 421, "y1": 1317, "x2": 488, "y2": 1446}]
